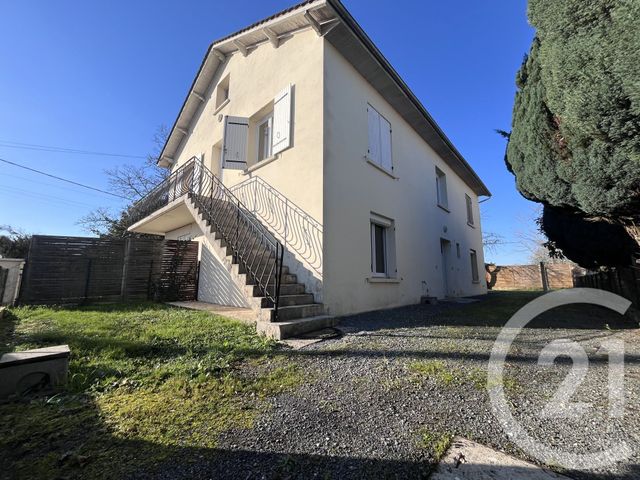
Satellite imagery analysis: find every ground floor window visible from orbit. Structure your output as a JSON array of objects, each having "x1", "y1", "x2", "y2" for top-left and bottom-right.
[
  {"x1": 470, "y1": 249, "x2": 479, "y2": 283},
  {"x1": 370, "y1": 213, "x2": 396, "y2": 278},
  {"x1": 371, "y1": 223, "x2": 387, "y2": 275}
]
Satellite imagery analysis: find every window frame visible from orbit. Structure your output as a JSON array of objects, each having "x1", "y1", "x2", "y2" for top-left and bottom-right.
[
  {"x1": 465, "y1": 194, "x2": 475, "y2": 227},
  {"x1": 370, "y1": 221, "x2": 388, "y2": 277},
  {"x1": 215, "y1": 74, "x2": 230, "y2": 112},
  {"x1": 256, "y1": 112, "x2": 274, "y2": 163},
  {"x1": 435, "y1": 167, "x2": 449, "y2": 210},
  {"x1": 470, "y1": 249, "x2": 480, "y2": 283}
]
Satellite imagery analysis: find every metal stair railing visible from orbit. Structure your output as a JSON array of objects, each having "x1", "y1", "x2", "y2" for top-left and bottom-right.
[
  {"x1": 230, "y1": 176, "x2": 323, "y2": 276},
  {"x1": 128, "y1": 157, "x2": 284, "y2": 320}
]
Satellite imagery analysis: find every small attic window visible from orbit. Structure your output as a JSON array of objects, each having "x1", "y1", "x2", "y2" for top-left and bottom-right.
[{"x1": 215, "y1": 74, "x2": 230, "y2": 110}]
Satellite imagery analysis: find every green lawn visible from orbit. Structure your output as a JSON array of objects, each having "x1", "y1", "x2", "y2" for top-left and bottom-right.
[{"x1": 0, "y1": 303, "x2": 300, "y2": 479}]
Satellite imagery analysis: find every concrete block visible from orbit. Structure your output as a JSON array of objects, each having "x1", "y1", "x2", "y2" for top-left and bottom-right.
[
  {"x1": 431, "y1": 437, "x2": 573, "y2": 480},
  {"x1": 0, "y1": 345, "x2": 70, "y2": 400}
]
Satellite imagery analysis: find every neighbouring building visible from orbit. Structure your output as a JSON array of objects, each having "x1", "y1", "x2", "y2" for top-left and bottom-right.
[{"x1": 129, "y1": 0, "x2": 491, "y2": 338}]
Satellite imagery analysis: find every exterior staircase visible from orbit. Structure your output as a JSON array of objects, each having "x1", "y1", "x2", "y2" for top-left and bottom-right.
[{"x1": 129, "y1": 157, "x2": 335, "y2": 339}]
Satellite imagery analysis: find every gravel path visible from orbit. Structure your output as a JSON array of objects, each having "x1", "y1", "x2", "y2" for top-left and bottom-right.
[{"x1": 134, "y1": 293, "x2": 640, "y2": 480}]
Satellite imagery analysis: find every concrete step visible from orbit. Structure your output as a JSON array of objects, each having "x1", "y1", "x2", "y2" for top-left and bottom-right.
[
  {"x1": 238, "y1": 262, "x2": 289, "y2": 276},
  {"x1": 248, "y1": 272, "x2": 297, "y2": 285},
  {"x1": 270, "y1": 303, "x2": 324, "y2": 322},
  {"x1": 254, "y1": 283, "x2": 306, "y2": 297},
  {"x1": 256, "y1": 315, "x2": 337, "y2": 340},
  {"x1": 227, "y1": 245, "x2": 279, "y2": 258},
  {"x1": 261, "y1": 293, "x2": 315, "y2": 308}
]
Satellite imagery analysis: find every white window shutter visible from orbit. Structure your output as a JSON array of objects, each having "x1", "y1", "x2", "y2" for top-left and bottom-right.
[
  {"x1": 222, "y1": 115, "x2": 249, "y2": 170},
  {"x1": 379, "y1": 114, "x2": 392, "y2": 171},
  {"x1": 272, "y1": 84, "x2": 292, "y2": 155},
  {"x1": 367, "y1": 105, "x2": 381, "y2": 165}
]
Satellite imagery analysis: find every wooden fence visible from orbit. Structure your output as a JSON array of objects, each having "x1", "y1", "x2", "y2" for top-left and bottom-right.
[
  {"x1": 574, "y1": 266, "x2": 640, "y2": 307},
  {"x1": 18, "y1": 235, "x2": 199, "y2": 305},
  {"x1": 0, "y1": 268, "x2": 7, "y2": 304}
]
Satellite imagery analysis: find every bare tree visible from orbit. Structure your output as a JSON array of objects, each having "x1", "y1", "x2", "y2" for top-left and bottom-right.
[
  {"x1": 515, "y1": 206, "x2": 570, "y2": 265},
  {"x1": 78, "y1": 125, "x2": 169, "y2": 237},
  {"x1": 105, "y1": 125, "x2": 169, "y2": 200},
  {"x1": 482, "y1": 231, "x2": 504, "y2": 255},
  {"x1": 0, "y1": 225, "x2": 31, "y2": 258}
]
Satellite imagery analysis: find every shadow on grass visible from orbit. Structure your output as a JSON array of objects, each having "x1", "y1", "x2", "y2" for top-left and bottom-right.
[{"x1": 0, "y1": 308, "x2": 19, "y2": 355}]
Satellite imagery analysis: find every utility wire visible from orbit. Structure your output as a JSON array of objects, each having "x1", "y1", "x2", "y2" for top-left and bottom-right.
[
  {"x1": 0, "y1": 157, "x2": 131, "y2": 200},
  {"x1": 2, "y1": 172, "x2": 121, "y2": 199},
  {"x1": 0, "y1": 184, "x2": 102, "y2": 210},
  {"x1": 0, "y1": 140, "x2": 146, "y2": 159}
]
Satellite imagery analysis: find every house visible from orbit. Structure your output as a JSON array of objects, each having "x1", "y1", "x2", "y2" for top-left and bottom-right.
[{"x1": 128, "y1": 0, "x2": 491, "y2": 338}]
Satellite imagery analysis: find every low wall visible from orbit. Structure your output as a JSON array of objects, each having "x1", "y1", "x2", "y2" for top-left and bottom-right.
[
  {"x1": 485, "y1": 263, "x2": 581, "y2": 291},
  {"x1": 0, "y1": 258, "x2": 25, "y2": 306}
]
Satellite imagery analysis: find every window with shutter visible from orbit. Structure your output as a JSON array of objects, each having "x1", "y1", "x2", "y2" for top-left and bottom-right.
[
  {"x1": 466, "y1": 194, "x2": 474, "y2": 226},
  {"x1": 436, "y1": 167, "x2": 448, "y2": 209},
  {"x1": 222, "y1": 115, "x2": 249, "y2": 170},
  {"x1": 272, "y1": 85, "x2": 292, "y2": 154},
  {"x1": 367, "y1": 104, "x2": 392, "y2": 172}
]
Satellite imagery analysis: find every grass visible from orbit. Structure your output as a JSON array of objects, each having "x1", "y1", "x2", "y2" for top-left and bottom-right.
[
  {"x1": 417, "y1": 427, "x2": 453, "y2": 463},
  {"x1": 438, "y1": 291, "x2": 544, "y2": 324},
  {"x1": 0, "y1": 303, "x2": 301, "y2": 479},
  {"x1": 408, "y1": 360, "x2": 520, "y2": 393},
  {"x1": 408, "y1": 360, "x2": 455, "y2": 385}
]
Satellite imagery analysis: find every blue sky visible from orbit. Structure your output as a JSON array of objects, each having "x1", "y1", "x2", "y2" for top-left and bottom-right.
[{"x1": 0, "y1": 0, "x2": 536, "y2": 264}]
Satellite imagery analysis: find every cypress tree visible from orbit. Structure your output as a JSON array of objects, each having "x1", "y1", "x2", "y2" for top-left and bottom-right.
[{"x1": 505, "y1": 0, "x2": 640, "y2": 266}]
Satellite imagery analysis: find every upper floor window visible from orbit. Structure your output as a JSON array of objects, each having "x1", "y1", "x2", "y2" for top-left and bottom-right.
[
  {"x1": 367, "y1": 104, "x2": 392, "y2": 173},
  {"x1": 215, "y1": 74, "x2": 230, "y2": 110},
  {"x1": 257, "y1": 113, "x2": 273, "y2": 162},
  {"x1": 221, "y1": 84, "x2": 292, "y2": 171},
  {"x1": 436, "y1": 167, "x2": 448, "y2": 209},
  {"x1": 465, "y1": 194, "x2": 474, "y2": 226}
]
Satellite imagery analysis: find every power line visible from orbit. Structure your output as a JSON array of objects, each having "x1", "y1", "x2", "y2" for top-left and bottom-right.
[
  {"x1": 2, "y1": 172, "x2": 121, "y2": 200},
  {"x1": 0, "y1": 184, "x2": 102, "y2": 210},
  {"x1": 0, "y1": 140, "x2": 146, "y2": 159},
  {"x1": 0, "y1": 157, "x2": 131, "y2": 200}
]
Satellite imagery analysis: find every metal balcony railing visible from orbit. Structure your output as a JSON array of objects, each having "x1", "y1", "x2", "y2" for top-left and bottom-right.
[{"x1": 128, "y1": 157, "x2": 284, "y2": 319}]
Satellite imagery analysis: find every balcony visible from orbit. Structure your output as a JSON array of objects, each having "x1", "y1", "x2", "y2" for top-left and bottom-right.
[{"x1": 127, "y1": 161, "x2": 198, "y2": 235}]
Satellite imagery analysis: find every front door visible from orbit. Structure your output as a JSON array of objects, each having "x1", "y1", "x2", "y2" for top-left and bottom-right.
[{"x1": 440, "y1": 238, "x2": 451, "y2": 297}]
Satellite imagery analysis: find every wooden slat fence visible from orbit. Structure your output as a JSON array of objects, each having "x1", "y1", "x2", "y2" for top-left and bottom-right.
[
  {"x1": 18, "y1": 235, "x2": 199, "y2": 305},
  {"x1": 0, "y1": 268, "x2": 8, "y2": 304},
  {"x1": 574, "y1": 266, "x2": 640, "y2": 307}
]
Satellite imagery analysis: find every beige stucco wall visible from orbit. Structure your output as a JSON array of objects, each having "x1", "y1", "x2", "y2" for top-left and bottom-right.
[
  {"x1": 165, "y1": 27, "x2": 325, "y2": 301},
  {"x1": 170, "y1": 28, "x2": 324, "y2": 224},
  {"x1": 321, "y1": 42, "x2": 487, "y2": 316}
]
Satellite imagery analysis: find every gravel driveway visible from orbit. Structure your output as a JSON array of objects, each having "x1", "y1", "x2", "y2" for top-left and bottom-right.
[{"x1": 134, "y1": 292, "x2": 640, "y2": 480}]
